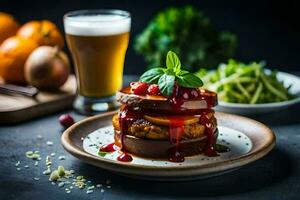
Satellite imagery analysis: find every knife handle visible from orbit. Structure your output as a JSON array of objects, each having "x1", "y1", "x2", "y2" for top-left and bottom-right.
[{"x1": 0, "y1": 84, "x2": 39, "y2": 97}]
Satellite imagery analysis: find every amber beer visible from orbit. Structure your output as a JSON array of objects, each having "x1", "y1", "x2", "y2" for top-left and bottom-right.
[
  {"x1": 64, "y1": 10, "x2": 131, "y2": 113},
  {"x1": 66, "y1": 32, "x2": 129, "y2": 97}
]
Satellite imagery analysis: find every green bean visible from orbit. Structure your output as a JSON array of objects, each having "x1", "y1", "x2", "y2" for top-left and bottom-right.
[
  {"x1": 227, "y1": 90, "x2": 245, "y2": 101},
  {"x1": 250, "y1": 83, "x2": 263, "y2": 104},
  {"x1": 236, "y1": 81, "x2": 251, "y2": 100},
  {"x1": 245, "y1": 83, "x2": 256, "y2": 92},
  {"x1": 260, "y1": 73, "x2": 288, "y2": 100},
  {"x1": 201, "y1": 59, "x2": 295, "y2": 104},
  {"x1": 210, "y1": 68, "x2": 255, "y2": 90},
  {"x1": 237, "y1": 77, "x2": 257, "y2": 83}
]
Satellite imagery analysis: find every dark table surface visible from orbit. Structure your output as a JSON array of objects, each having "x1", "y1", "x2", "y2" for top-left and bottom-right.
[{"x1": 0, "y1": 75, "x2": 300, "y2": 200}]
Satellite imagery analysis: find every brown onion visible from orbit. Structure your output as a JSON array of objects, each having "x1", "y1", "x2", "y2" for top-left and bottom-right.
[{"x1": 25, "y1": 46, "x2": 70, "y2": 90}]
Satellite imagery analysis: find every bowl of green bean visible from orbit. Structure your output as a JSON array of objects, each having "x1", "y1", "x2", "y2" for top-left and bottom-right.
[{"x1": 198, "y1": 60, "x2": 300, "y2": 115}]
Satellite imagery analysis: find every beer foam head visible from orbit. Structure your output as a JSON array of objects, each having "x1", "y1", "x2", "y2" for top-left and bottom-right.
[{"x1": 64, "y1": 14, "x2": 131, "y2": 36}]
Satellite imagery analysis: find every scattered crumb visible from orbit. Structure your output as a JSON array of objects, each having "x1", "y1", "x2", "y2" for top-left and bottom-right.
[
  {"x1": 87, "y1": 186, "x2": 94, "y2": 190},
  {"x1": 15, "y1": 161, "x2": 20, "y2": 167},
  {"x1": 86, "y1": 190, "x2": 93, "y2": 194},
  {"x1": 58, "y1": 182, "x2": 65, "y2": 187},
  {"x1": 58, "y1": 156, "x2": 66, "y2": 160},
  {"x1": 43, "y1": 168, "x2": 51, "y2": 175}
]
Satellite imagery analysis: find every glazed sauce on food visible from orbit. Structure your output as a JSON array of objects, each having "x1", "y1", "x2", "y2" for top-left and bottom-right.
[
  {"x1": 199, "y1": 112, "x2": 218, "y2": 157},
  {"x1": 168, "y1": 86, "x2": 217, "y2": 111},
  {"x1": 104, "y1": 85, "x2": 225, "y2": 163},
  {"x1": 119, "y1": 106, "x2": 141, "y2": 150},
  {"x1": 168, "y1": 118, "x2": 185, "y2": 162},
  {"x1": 168, "y1": 86, "x2": 218, "y2": 159},
  {"x1": 98, "y1": 106, "x2": 139, "y2": 163},
  {"x1": 168, "y1": 146, "x2": 185, "y2": 162},
  {"x1": 99, "y1": 106, "x2": 137, "y2": 162}
]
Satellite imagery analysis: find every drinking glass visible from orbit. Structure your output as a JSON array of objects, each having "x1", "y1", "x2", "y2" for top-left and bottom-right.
[{"x1": 64, "y1": 9, "x2": 131, "y2": 114}]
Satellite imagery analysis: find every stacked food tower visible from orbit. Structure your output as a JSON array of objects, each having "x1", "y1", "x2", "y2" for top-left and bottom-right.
[{"x1": 104, "y1": 51, "x2": 219, "y2": 162}]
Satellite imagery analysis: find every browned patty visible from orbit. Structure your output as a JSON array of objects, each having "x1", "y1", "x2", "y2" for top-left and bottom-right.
[{"x1": 112, "y1": 114, "x2": 217, "y2": 140}]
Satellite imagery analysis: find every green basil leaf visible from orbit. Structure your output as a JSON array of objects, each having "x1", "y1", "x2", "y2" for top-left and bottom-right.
[
  {"x1": 164, "y1": 68, "x2": 176, "y2": 76},
  {"x1": 176, "y1": 73, "x2": 203, "y2": 88},
  {"x1": 139, "y1": 68, "x2": 164, "y2": 84},
  {"x1": 98, "y1": 152, "x2": 106, "y2": 157},
  {"x1": 158, "y1": 74, "x2": 175, "y2": 96},
  {"x1": 178, "y1": 70, "x2": 189, "y2": 76},
  {"x1": 166, "y1": 51, "x2": 181, "y2": 72}
]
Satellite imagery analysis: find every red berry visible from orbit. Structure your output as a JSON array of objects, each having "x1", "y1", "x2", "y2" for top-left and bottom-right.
[
  {"x1": 130, "y1": 82, "x2": 149, "y2": 95},
  {"x1": 59, "y1": 114, "x2": 75, "y2": 129},
  {"x1": 147, "y1": 84, "x2": 160, "y2": 95}
]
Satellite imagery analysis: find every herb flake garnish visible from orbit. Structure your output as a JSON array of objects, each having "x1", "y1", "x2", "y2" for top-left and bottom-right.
[{"x1": 98, "y1": 152, "x2": 107, "y2": 157}]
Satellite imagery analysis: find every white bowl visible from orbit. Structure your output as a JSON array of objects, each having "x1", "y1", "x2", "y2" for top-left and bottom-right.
[{"x1": 215, "y1": 71, "x2": 300, "y2": 115}]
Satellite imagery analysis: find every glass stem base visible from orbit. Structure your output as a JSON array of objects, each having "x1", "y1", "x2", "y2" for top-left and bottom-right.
[{"x1": 74, "y1": 95, "x2": 120, "y2": 115}]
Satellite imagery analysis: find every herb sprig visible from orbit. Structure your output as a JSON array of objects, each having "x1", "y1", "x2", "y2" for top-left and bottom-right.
[{"x1": 140, "y1": 51, "x2": 203, "y2": 96}]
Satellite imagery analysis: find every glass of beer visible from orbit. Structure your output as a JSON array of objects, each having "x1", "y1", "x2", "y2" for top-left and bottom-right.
[{"x1": 63, "y1": 9, "x2": 131, "y2": 114}]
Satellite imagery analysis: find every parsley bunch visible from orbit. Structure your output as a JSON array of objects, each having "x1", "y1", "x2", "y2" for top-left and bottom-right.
[{"x1": 134, "y1": 6, "x2": 237, "y2": 71}]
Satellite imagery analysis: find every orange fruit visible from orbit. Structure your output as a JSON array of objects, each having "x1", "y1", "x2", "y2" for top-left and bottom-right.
[
  {"x1": 17, "y1": 20, "x2": 64, "y2": 49},
  {"x1": 0, "y1": 36, "x2": 38, "y2": 84},
  {"x1": 0, "y1": 12, "x2": 19, "y2": 44},
  {"x1": 144, "y1": 115, "x2": 199, "y2": 126}
]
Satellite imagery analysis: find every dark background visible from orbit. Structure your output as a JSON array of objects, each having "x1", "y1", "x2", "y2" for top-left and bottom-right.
[{"x1": 1, "y1": 0, "x2": 299, "y2": 74}]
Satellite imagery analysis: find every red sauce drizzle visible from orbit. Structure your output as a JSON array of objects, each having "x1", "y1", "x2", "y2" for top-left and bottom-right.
[
  {"x1": 117, "y1": 152, "x2": 133, "y2": 162},
  {"x1": 166, "y1": 86, "x2": 218, "y2": 160},
  {"x1": 168, "y1": 86, "x2": 217, "y2": 112},
  {"x1": 116, "y1": 106, "x2": 141, "y2": 162},
  {"x1": 119, "y1": 106, "x2": 141, "y2": 150},
  {"x1": 110, "y1": 86, "x2": 220, "y2": 163},
  {"x1": 99, "y1": 106, "x2": 138, "y2": 162},
  {"x1": 100, "y1": 143, "x2": 117, "y2": 152},
  {"x1": 168, "y1": 118, "x2": 185, "y2": 162},
  {"x1": 199, "y1": 112, "x2": 218, "y2": 157}
]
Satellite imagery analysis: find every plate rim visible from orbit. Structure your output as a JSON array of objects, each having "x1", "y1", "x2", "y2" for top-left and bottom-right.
[{"x1": 61, "y1": 111, "x2": 276, "y2": 175}]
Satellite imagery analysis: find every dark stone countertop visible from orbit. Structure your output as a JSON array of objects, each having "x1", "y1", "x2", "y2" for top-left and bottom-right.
[{"x1": 0, "y1": 75, "x2": 300, "y2": 200}]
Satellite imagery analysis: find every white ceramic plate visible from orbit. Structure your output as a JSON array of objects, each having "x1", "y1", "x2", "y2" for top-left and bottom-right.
[
  {"x1": 61, "y1": 112, "x2": 275, "y2": 181},
  {"x1": 83, "y1": 126, "x2": 252, "y2": 167},
  {"x1": 215, "y1": 71, "x2": 300, "y2": 115}
]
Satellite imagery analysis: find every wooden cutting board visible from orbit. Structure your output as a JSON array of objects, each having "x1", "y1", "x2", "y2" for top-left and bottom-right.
[{"x1": 0, "y1": 75, "x2": 76, "y2": 124}]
